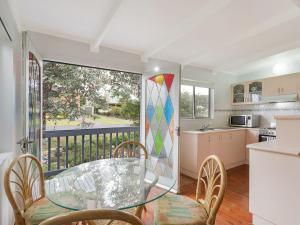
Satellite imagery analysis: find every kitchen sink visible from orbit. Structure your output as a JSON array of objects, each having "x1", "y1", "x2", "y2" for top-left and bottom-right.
[{"x1": 197, "y1": 128, "x2": 223, "y2": 131}]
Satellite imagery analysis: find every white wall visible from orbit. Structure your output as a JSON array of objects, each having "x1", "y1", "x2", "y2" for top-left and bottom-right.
[
  {"x1": 0, "y1": 0, "x2": 21, "y2": 224},
  {"x1": 28, "y1": 31, "x2": 144, "y2": 74},
  {"x1": 180, "y1": 66, "x2": 236, "y2": 130}
]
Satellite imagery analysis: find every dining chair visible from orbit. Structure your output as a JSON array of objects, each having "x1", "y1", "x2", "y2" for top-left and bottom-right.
[
  {"x1": 4, "y1": 154, "x2": 71, "y2": 225},
  {"x1": 113, "y1": 141, "x2": 148, "y2": 159},
  {"x1": 112, "y1": 141, "x2": 149, "y2": 222},
  {"x1": 39, "y1": 209, "x2": 144, "y2": 225},
  {"x1": 154, "y1": 155, "x2": 227, "y2": 225}
]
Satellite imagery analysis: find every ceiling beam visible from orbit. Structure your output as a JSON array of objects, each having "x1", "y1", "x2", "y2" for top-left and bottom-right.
[
  {"x1": 90, "y1": 0, "x2": 122, "y2": 52},
  {"x1": 142, "y1": 0, "x2": 233, "y2": 60},
  {"x1": 215, "y1": 39, "x2": 300, "y2": 72},
  {"x1": 181, "y1": 7, "x2": 300, "y2": 66}
]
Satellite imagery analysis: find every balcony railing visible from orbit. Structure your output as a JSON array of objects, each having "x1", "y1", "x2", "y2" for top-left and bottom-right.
[{"x1": 43, "y1": 126, "x2": 140, "y2": 177}]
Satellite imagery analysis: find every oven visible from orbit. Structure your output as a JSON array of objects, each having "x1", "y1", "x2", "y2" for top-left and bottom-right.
[
  {"x1": 259, "y1": 128, "x2": 276, "y2": 142},
  {"x1": 259, "y1": 134, "x2": 276, "y2": 142}
]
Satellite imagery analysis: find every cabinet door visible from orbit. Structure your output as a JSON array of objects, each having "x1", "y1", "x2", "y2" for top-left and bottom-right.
[
  {"x1": 246, "y1": 129, "x2": 259, "y2": 161},
  {"x1": 209, "y1": 133, "x2": 222, "y2": 157},
  {"x1": 180, "y1": 133, "x2": 198, "y2": 173},
  {"x1": 232, "y1": 84, "x2": 245, "y2": 103},
  {"x1": 227, "y1": 130, "x2": 246, "y2": 164},
  {"x1": 197, "y1": 134, "x2": 211, "y2": 168},
  {"x1": 262, "y1": 77, "x2": 281, "y2": 97},
  {"x1": 248, "y1": 81, "x2": 262, "y2": 103},
  {"x1": 221, "y1": 132, "x2": 232, "y2": 166},
  {"x1": 281, "y1": 74, "x2": 298, "y2": 95}
]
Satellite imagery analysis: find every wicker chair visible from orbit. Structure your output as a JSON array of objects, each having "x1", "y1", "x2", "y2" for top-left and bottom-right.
[
  {"x1": 154, "y1": 155, "x2": 227, "y2": 225},
  {"x1": 4, "y1": 154, "x2": 71, "y2": 225},
  {"x1": 39, "y1": 209, "x2": 144, "y2": 225},
  {"x1": 113, "y1": 141, "x2": 148, "y2": 159}
]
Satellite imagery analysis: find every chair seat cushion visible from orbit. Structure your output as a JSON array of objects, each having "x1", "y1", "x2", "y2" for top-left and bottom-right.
[
  {"x1": 154, "y1": 194, "x2": 208, "y2": 225},
  {"x1": 24, "y1": 197, "x2": 71, "y2": 225}
]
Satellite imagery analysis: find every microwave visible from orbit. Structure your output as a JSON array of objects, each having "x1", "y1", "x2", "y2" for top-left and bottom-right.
[{"x1": 229, "y1": 115, "x2": 260, "y2": 128}]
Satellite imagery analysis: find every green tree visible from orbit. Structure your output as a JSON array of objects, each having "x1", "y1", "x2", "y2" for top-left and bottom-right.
[
  {"x1": 43, "y1": 62, "x2": 142, "y2": 125},
  {"x1": 120, "y1": 100, "x2": 140, "y2": 125},
  {"x1": 43, "y1": 62, "x2": 107, "y2": 123}
]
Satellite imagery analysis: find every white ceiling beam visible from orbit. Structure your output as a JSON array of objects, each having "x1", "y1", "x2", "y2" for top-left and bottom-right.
[
  {"x1": 182, "y1": 7, "x2": 300, "y2": 66},
  {"x1": 142, "y1": 0, "x2": 233, "y2": 60},
  {"x1": 182, "y1": 8, "x2": 300, "y2": 65},
  {"x1": 90, "y1": 0, "x2": 122, "y2": 52},
  {"x1": 215, "y1": 39, "x2": 300, "y2": 72}
]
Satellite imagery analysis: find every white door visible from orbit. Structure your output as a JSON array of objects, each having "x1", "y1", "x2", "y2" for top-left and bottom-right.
[
  {"x1": 19, "y1": 32, "x2": 43, "y2": 158},
  {"x1": 142, "y1": 59, "x2": 180, "y2": 193}
]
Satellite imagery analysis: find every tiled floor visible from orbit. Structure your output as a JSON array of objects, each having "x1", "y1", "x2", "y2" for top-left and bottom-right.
[{"x1": 142, "y1": 164, "x2": 252, "y2": 225}]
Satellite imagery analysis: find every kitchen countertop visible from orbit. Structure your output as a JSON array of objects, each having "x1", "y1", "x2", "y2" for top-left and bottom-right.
[
  {"x1": 182, "y1": 127, "x2": 254, "y2": 134},
  {"x1": 247, "y1": 140, "x2": 300, "y2": 157}
]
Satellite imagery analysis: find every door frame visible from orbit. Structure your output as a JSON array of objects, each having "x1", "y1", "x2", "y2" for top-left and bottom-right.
[
  {"x1": 141, "y1": 59, "x2": 181, "y2": 193},
  {"x1": 21, "y1": 31, "x2": 43, "y2": 157}
]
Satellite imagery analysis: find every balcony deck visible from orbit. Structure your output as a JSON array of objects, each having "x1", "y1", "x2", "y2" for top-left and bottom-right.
[{"x1": 43, "y1": 125, "x2": 140, "y2": 177}]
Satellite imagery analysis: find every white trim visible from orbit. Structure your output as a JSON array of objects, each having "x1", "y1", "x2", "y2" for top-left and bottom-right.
[
  {"x1": 182, "y1": 8, "x2": 300, "y2": 66},
  {"x1": 90, "y1": 0, "x2": 122, "y2": 52}
]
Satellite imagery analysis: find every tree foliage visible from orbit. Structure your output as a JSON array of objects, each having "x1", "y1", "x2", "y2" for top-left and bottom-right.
[{"x1": 43, "y1": 62, "x2": 141, "y2": 124}]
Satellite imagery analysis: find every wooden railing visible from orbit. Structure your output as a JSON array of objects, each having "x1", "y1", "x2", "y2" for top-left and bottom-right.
[{"x1": 42, "y1": 126, "x2": 140, "y2": 177}]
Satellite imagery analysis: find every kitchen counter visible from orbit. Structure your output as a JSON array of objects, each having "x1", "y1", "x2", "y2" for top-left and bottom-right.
[
  {"x1": 183, "y1": 127, "x2": 257, "y2": 134},
  {"x1": 247, "y1": 140, "x2": 300, "y2": 157}
]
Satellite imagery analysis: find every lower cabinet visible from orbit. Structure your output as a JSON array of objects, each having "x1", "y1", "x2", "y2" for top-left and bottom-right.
[{"x1": 180, "y1": 129, "x2": 246, "y2": 178}]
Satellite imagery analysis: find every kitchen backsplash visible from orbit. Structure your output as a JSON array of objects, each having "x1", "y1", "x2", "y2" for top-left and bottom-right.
[
  {"x1": 218, "y1": 101, "x2": 300, "y2": 128},
  {"x1": 182, "y1": 102, "x2": 300, "y2": 130}
]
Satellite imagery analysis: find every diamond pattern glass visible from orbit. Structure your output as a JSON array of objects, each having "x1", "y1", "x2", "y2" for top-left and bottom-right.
[{"x1": 145, "y1": 74, "x2": 175, "y2": 171}]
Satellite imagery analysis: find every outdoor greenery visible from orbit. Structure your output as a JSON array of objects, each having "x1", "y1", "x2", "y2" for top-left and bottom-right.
[
  {"x1": 46, "y1": 115, "x2": 131, "y2": 127},
  {"x1": 43, "y1": 61, "x2": 141, "y2": 126},
  {"x1": 42, "y1": 132, "x2": 138, "y2": 172},
  {"x1": 180, "y1": 84, "x2": 210, "y2": 118}
]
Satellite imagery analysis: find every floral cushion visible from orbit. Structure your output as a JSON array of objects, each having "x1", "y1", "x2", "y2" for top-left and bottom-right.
[
  {"x1": 24, "y1": 198, "x2": 71, "y2": 225},
  {"x1": 154, "y1": 194, "x2": 208, "y2": 225}
]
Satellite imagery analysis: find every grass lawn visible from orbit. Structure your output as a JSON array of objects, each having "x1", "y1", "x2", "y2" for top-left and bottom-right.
[{"x1": 46, "y1": 115, "x2": 132, "y2": 127}]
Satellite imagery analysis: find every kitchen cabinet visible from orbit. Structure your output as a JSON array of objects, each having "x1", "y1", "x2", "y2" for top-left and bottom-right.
[
  {"x1": 180, "y1": 129, "x2": 246, "y2": 178},
  {"x1": 247, "y1": 81, "x2": 262, "y2": 103},
  {"x1": 231, "y1": 73, "x2": 300, "y2": 105},
  {"x1": 263, "y1": 74, "x2": 298, "y2": 96},
  {"x1": 232, "y1": 84, "x2": 246, "y2": 104},
  {"x1": 246, "y1": 128, "x2": 259, "y2": 162}
]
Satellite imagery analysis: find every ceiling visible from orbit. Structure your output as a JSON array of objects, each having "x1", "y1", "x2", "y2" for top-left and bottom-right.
[{"x1": 7, "y1": 0, "x2": 300, "y2": 75}]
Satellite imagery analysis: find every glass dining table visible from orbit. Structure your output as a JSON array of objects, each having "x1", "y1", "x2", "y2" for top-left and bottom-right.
[{"x1": 46, "y1": 158, "x2": 176, "y2": 218}]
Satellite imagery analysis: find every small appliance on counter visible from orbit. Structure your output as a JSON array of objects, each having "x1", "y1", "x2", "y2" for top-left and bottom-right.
[
  {"x1": 259, "y1": 128, "x2": 276, "y2": 142},
  {"x1": 229, "y1": 114, "x2": 260, "y2": 128}
]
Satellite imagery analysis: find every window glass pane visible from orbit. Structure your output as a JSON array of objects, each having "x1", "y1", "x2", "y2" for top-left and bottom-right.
[
  {"x1": 195, "y1": 87, "x2": 209, "y2": 118},
  {"x1": 180, "y1": 85, "x2": 193, "y2": 118}
]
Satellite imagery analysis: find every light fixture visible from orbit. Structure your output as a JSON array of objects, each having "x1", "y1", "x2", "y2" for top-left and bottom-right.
[
  {"x1": 154, "y1": 66, "x2": 160, "y2": 72},
  {"x1": 273, "y1": 63, "x2": 288, "y2": 75}
]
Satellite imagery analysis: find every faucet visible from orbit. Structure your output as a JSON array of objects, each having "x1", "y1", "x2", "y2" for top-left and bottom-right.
[{"x1": 201, "y1": 123, "x2": 210, "y2": 129}]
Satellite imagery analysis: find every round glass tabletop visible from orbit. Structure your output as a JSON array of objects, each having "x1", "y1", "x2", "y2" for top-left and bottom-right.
[{"x1": 46, "y1": 158, "x2": 176, "y2": 210}]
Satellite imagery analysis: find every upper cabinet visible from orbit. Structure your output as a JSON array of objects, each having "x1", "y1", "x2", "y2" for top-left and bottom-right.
[
  {"x1": 232, "y1": 84, "x2": 245, "y2": 103},
  {"x1": 231, "y1": 73, "x2": 300, "y2": 105},
  {"x1": 263, "y1": 74, "x2": 298, "y2": 97},
  {"x1": 247, "y1": 81, "x2": 262, "y2": 103}
]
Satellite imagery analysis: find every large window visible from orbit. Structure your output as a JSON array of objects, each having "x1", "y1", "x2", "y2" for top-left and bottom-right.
[
  {"x1": 43, "y1": 61, "x2": 142, "y2": 129},
  {"x1": 180, "y1": 84, "x2": 211, "y2": 118}
]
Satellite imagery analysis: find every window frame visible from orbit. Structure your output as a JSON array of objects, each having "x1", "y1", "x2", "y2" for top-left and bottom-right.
[{"x1": 180, "y1": 84, "x2": 212, "y2": 119}]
